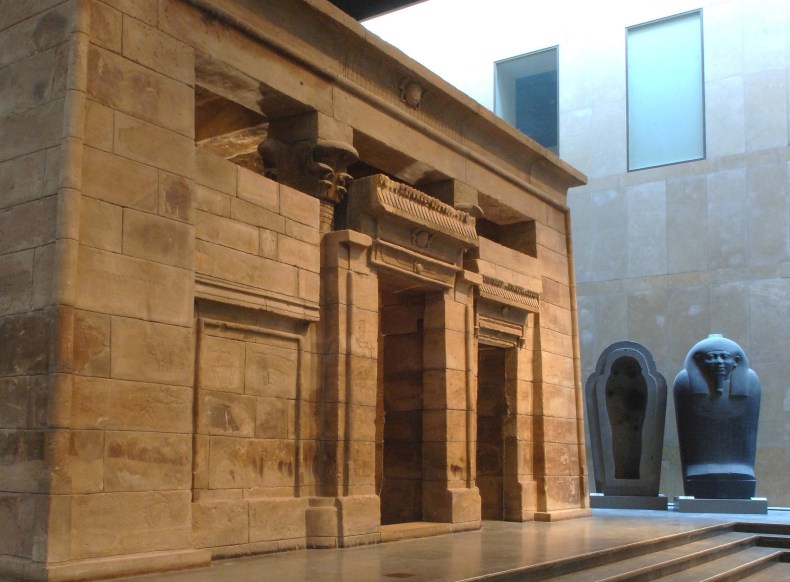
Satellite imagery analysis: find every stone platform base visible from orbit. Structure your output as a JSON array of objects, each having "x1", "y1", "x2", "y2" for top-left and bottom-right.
[
  {"x1": 590, "y1": 493, "x2": 668, "y2": 510},
  {"x1": 534, "y1": 507, "x2": 592, "y2": 522},
  {"x1": 0, "y1": 549, "x2": 211, "y2": 582},
  {"x1": 675, "y1": 496, "x2": 768, "y2": 514}
]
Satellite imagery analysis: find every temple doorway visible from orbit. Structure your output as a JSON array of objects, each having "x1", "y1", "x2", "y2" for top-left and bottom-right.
[
  {"x1": 377, "y1": 288, "x2": 426, "y2": 525},
  {"x1": 477, "y1": 345, "x2": 507, "y2": 520}
]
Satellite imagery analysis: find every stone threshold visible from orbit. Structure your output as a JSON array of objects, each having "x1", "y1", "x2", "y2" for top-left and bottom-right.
[{"x1": 380, "y1": 522, "x2": 454, "y2": 543}]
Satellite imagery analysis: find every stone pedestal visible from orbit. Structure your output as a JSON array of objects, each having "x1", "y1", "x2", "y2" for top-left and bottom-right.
[
  {"x1": 675, "y1": 496, "x2": 768, "y2": 515},
  {"x1": 589, "y1": 493, "x2": 668, "y2": 510}
]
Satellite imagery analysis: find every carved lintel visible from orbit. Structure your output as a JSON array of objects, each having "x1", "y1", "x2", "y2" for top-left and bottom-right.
[
  {"x1": 304, "y1": 139, "x2": 359, "y2": 204},
  {"x1": 479, "y1": 275, "x2": 540, "y2": 312}
]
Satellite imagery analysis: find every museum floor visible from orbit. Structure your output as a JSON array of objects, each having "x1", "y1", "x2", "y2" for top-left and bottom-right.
[{"x1": 91, "y1": 508, "x2": 790, "y2": 582}]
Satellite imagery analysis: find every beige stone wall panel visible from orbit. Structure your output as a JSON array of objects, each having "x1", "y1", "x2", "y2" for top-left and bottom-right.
[
  {"x1": 192, "y1": 499, "x2": 249, "y2": 548},
  {"x1": 76, "y1": 246, "x2": 193, "y2": 326},
  {"x1": 230, "y1": 197, "x2": 285, "y2": 233},
  {"x1": 49, "y1": 429, "x2": 104, "y2": 494},
  {"x1": 541, "y1": 383, "x2": 577, "y2": 419},
  {"x1": 0, "y1": 250, "x2": 34, "y2": 316},
  {"x1": 0, "y1": 430, "x2": 47, "y2": 493},
  {"x1": 100, "y1": 0, "x2": 157, "y2": 27},
  {"x1": 122, "y1": 16, "x2": 194, "y2": 85},
  {"x1": 0, "y1": 152, "x2": 47, "y2": 210},
  {"x1": 0, "y1": 492, "x2": 46, "y2": 559},
  {"x1": 254, "y1": 396, "x2": 293, "y2": 439},
  {"x1": 208, "y1": 436, "x2": 296, "y2": 490},
  {"x1": 72, "y1": 309, "x2": 110, "y2": 376},
  {"x1": 113, "y1": 111, "x2": 194, "y2": 177},
  {"x1": 110, "y1": 317, "x2": 194, "y2": 385},
  {"x1": 277, "y1": 235, "x2": 321, "y2": 274},
  {"x1": 0, "y1": 376, "x2": 48, "y2": 430},
  {"x1": 539, "y1": 351, "x2": 576, "y2": 390},
  {"x1": 0, "y1": 196, "x2": 58, "y2": 255},
  {"x1": 0, "y1": 100, "x2": 64, "y2": 164},
  {"x1": 79, "y1": 196, "x2": 122, "y2": 252},
  {"x1": 158, "y1": 171, "x2": 195, "y2": 223},
  {"x1": 198, "y1": 390, "x2": 256, "y2": 437},
  {"x1": 0, "y1": 44, "x2": 68, "y2": 119},
  {"x1": 122, "y1": 208, "x2": 194, "y2": 269},
  {"x1": 104, "y1": 431, "x2": 191, "y2": 491},
  {"x1": 196, "y1": 149, "x2": 236, "y2": 195},
  {"x1": 198, "y1": 334, "x2": 245, "y2": 394},
  {"x1": 89, "y1": 0, "x2": 121, "y2": 52},
  {"x1": 0, "y1": 312, "x2": 51, "y2": 377},
  {"x1": 0, "y1": 3, "x2": 75, "y2": 68},
  {"x1": 248, "y1": 497, "x2": 307, "y2": 543},
  {"x1": 195, "y1": 184, "x2": 232, "y2": 217},
  {"x1": 237, "y1": 167, "x2": 278, "y2": 213},
  {"x1": 87, "y1": 44, "x2": 193, "y2": 137},
  {"x1": 82, "y1": 146, "x2": 158, "y2": 212},
  {"x1": 244, "y1": 341, "x2": 298, "y2": 400},
  {"x1": 70, "y1": 376, "x2": 192, "y2": 432},
  {"x1": 69, "y1": 490, "x2": 192, "y2": 559}
]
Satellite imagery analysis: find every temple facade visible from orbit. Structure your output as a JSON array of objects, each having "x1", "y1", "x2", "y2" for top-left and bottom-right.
[{"x1": 0, "y1": 0, "x2": 588, "y2": 579}]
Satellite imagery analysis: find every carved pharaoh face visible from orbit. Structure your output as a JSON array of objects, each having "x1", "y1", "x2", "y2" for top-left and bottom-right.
[{"x1": 702, "y1": 350, "x2": 738, "y2": 379}]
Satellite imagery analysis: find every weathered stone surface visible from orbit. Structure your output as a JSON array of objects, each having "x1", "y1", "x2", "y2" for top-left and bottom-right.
[
  {"x1": 122, "y1": 209, "x2": 194, "y2": 269},
  {"x1": 244, "y1": 341, "x2": 299, "y2": 399},
  {"x1": 69, "y1": 491, "x2": 192, "y2": 559},
  {"x1": 0, "y1": 312, "x2": 50, "y2": 377},
  {"x1": 80, "y1": 197, "x2": 122, "y2": 252},
  {"x1": 88, "y1": 45, "x2": 193, "y2": 137},
  {"x1": 104, "y1": 431, "x2": 191, "y2": 491},
  {"x1": 0, "y1": 250, "x2": 33, "y2": 316},
  {"x1": 49, "y1": 429, "x2": 104, "y2": 494},
  {"x1": 123, "y1": 16, "x2": 194, "y2": 85},
  {"x1": 0, "y1": 152, "x2": 46, "y2": 210},
  {"x1": 192, "y1": 500, "x2": 249, "y2": 548},
  {"x1": 248, "y1": 498, "x2": 306, "y2": 542},
  {"x1": 114, "y1": 112, "x2": 195, "y2": 177},
  {"x1": 159, "y1": 172, "x2": 195, "y2": 223},
  {"x1": 76, "y1": 246, "x2": 193, "y2": 326},
  {"x1": 0, "y1": 196, "x2": 57, "y2": 255},
  {"x1": 198, "y1": 334, "x2": 245, "y2": 393},
  {"x1": 82, "y1": 146, "x2": 158, "y2": 212},
  {"x1": 0, "y1": 100, "x2": 62, "y2": 163},
  {"x1": 110, "y1": 317, "x2": 193, "y2": 386},
  {"x1": 70, "y1": 376, "x2": 192, "y2": 433},
  {"x1": 198, "y1": 390, "x2": 256, "y2": 437},
  {"x1": 208, "y1": 436, "x2": 296, "y2": 490},
  {"x1": 0, "y1": 430, "x2": 47, "y2": 493}
]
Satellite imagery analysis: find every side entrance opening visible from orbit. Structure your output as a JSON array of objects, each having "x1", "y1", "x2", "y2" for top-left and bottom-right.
[{"x1": 477, "y1": 345, "x2": 507, "y2": 520}]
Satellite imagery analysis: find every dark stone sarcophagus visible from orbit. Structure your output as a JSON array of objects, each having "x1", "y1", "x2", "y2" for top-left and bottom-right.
[{"x1": 586, "y1": 341, "x2": 667, "y2": 496}]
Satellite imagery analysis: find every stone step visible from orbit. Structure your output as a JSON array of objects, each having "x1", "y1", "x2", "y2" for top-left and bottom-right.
[
  {"x1": 478, "y1": 524, "x2": 735, "y2": 581},
  {"x1": 740, "y1": 559, "x2": 790, "y2": 580},
  {"x1": 657, "y1": 546, "x2": 782, "y2": 582},
  {"x1": 544, "y1": 531, "x2": 759, "y2": 581}
]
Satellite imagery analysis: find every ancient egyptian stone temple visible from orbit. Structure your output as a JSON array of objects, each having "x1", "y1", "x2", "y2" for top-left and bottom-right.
[{"x1": 0, "y1": 0, "x2": 589, "y2": 579}]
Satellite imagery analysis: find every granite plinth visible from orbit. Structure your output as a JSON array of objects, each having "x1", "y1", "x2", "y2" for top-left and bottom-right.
[
  {"x1": 675, "y1": 496, "x2": 768, "y2": 514},
  {"x1": 589, "y1": 493, "x2": 668, "y2": 510}
]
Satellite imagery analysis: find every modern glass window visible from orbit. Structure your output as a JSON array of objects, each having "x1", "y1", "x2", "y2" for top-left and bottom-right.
[
  {"x1": 627, "y1": 11, "x2": 705, "y2": 171},
  {"x1": 495, "y1": 47, "x2": 558, "y2": 155}
]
